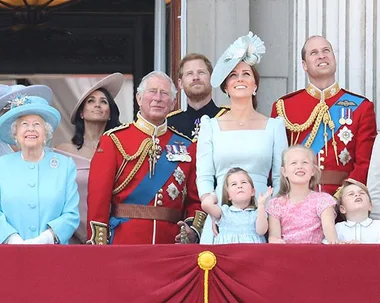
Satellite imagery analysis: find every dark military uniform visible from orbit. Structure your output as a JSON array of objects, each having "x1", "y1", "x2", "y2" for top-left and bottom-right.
[{"x1": 167, "y1": 99, "x2": 229, "y2": 140}]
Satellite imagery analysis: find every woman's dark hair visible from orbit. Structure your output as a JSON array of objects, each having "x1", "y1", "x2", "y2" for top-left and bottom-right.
[
  {"x1": 220, "y1": 64, "x2": 260, "y2": 110},
  {"x1": 71, "y1": 87, "x2": 121, "y2": 149}
]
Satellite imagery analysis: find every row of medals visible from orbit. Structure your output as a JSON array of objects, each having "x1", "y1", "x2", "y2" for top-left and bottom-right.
[
  {"x1": 148, "y1": 137, "x2": 191, "y2": 177},
  {"x1": 337, "y1": 107, "x2": 353, "y2": 165}
]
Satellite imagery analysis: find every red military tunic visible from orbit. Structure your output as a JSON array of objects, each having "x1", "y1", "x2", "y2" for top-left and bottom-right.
[
  {"x1": 271, "y1": 83, "x2": 377, "y2": 195},
  {"x1": 87, "y1": 113, "x2": 201, "y2": 244}
]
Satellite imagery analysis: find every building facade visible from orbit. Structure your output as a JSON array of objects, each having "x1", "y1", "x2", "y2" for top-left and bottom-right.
[{"x1": 183, "y1": 0, "x2": 379, "y2": 129}]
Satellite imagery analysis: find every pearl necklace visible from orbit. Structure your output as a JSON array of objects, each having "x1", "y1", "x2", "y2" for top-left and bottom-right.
[{"x1": 21, "y1": 150, "x2": 45, "y2": 163}]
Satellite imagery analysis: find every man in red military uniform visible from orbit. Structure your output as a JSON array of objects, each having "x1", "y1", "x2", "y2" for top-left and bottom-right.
[
  {"x1": 87, "y1": 71, "x2": 205, "y2": 244},
  {"x1": 271, "y1": 36, "x2": 377, "y2": 196}
]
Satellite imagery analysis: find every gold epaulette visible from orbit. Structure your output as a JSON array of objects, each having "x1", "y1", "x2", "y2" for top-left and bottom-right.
[
  {"x1": 104, "y1": 123, "x2": 130, "y2": 136},
  {"x1": 168, "y1": 126, "x2": 195, "y2": 143},
  {"x1": 166, "y1": 108, "x2": 183, "y2": 118},
  {"x1": 215, "y1": 105, "x2": 230, "y2": 118}
]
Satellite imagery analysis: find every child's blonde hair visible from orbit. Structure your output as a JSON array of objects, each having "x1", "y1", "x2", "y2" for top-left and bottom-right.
[
  {"x1": 221, "y1": 167, "x2": 257, "y2": 208},
  {"x1": 277, "y1": 145, "x2": 321, "y2": 197},
  {"x1": 337, "y1": 178, "x2": 372, "y2": 219}
]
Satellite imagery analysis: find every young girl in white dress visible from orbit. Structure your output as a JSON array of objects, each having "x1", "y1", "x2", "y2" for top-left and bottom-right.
[{"x1": 201, "y1": 167, "x2": 272, "y2": 244}]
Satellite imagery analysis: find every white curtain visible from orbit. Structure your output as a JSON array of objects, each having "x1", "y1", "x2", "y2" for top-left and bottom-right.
[{"x1": 29, "y1": 76, "x2": 134, "y2": 146}]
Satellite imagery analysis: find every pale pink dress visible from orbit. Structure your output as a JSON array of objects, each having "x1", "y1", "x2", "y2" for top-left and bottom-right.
[
  {"x1": 266, "y1": 191, "x2": 336, "y2": 243},
  {"x1": 54, "y1": 149, "x2": 90, "y2": 244}
]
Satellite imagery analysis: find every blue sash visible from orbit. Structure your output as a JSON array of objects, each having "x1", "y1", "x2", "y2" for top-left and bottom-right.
[
  {"x1": 302, "y1": 92, "x2": 365, "y2": 154},
  {"x1": 109, "y1": 133, "x2": 191, "y2": 243}
]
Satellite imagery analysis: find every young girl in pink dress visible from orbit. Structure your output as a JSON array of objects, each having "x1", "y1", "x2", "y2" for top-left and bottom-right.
[{"x1": 266, "y1": 145, "x2": 338, "y2": 244}]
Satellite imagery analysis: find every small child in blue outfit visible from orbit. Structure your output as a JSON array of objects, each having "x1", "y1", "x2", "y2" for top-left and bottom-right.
[{"x1": 201, "y1": 167, "x2": 272, "y2": 244}]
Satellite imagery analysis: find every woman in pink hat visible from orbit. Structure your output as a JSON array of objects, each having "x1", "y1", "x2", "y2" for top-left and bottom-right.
[
  {"x1": 56, "y1": 73, "x2": 123, "y2": 159},
  {"x1": 55, "y1": 73, "x2": 123, "y2": 243}
]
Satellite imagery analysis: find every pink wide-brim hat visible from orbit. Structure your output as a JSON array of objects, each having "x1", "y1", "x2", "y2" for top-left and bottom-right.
[{"x1": 70, "y1": 72, "x2": 124, "y2": 124}]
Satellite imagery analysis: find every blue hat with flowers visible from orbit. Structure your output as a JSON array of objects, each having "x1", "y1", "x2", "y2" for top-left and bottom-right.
[
  {"x1": 210, "y1": 31, "x2": 266, "y2": 88},
  {"x1": 0, "y1": 84, "x2": 61, "y2": 145}
]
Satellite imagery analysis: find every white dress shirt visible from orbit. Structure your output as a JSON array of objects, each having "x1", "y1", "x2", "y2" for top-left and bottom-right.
[{"x1": 336, "y1": 218, "x2": 380, "y2": 243}]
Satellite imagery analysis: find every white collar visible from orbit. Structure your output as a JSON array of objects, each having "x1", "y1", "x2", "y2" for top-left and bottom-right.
[
  {"x1": 133, "y1": 111, "x2": 167, "y2": 137},
  {"x1": 344, "y1": 218, "x2": 373, "y2": 227},
  {"x1": 229, "y1": 205, "x2": 255, "y2": 212}
]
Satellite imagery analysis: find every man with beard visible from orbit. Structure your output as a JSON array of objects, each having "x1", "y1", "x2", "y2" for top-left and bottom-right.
[{"x1": 167, "y1": 53, "x2": 229, "y2": 140}]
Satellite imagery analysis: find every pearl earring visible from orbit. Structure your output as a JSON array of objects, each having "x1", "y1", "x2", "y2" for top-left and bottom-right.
[
  {"x1": 225, "y1": 92, "x2": 229, "y2": 98},
  {"x1": 252, "y1": 91, "x2": 256, "y2": 96}
]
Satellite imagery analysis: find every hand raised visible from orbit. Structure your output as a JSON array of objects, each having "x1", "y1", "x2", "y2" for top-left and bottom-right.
[{"x1": 257, "y1": 186, "x2": 273, "y2": 207}]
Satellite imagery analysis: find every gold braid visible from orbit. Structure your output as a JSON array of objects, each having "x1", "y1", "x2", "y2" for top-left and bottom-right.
[
  {"x1": 276, "y1": 98, "x2": 340, "y2": 165},
  {"x1": 276, "y1": 99, "x2": 328, "y2": 147},
  {"x1": 110, "y1": 134, "x2": 153, "y2": 195},
  {"x1": 304, "y1": 102, "x2": 329, "y2": 148}
]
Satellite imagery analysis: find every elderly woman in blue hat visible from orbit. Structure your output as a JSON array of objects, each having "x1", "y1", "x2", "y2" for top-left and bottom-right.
[
  {"x1": 196, "y1": 32, "x2": 288, "y2": 244},
  {"x1": 0, "y1": 85, "x2": 80, "y2": 244}
]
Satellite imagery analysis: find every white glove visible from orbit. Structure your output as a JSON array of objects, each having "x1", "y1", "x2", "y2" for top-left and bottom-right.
[
  {"x1": 6, "y1": 233, "x2": 24, "y2": 244},
  {"x1": 24, "y1": 230, "x2": 55, "y2": 245}
]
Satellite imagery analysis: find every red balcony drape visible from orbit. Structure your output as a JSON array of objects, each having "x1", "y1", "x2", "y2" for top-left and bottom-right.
[{"x1": 1, "y1": 244, "x2": 380, "y2": 303}]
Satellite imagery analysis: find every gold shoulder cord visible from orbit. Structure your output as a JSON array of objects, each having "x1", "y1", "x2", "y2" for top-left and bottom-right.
[
  {"x1": 276, "y1": 99, "x2": 339, "y2": 164},
  {"x1": 215, "y1": 107, "x2": 230, "y2": 118},
  {"x1": 109, "y1": 134, "x2": 153, "y2": 195}
]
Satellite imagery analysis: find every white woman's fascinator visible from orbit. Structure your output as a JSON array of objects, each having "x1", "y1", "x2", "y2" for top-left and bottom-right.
[{"x1": 211, "y1": 31, "x2": 266, "y2": 87}]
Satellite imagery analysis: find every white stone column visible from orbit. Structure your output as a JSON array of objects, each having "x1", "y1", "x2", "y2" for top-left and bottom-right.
[
  {"x1": 292, "y1": 0, "x2": 379, "y2": 128},
  {"x1": 154, "y1": 0, "x2": 166, "y2": 72},
  {"x1": 249, "y1": 0, "x2": 291, "y2": 116},
  {"x1": 186, "y1": 0, "x2": 250, "y2": 106}
]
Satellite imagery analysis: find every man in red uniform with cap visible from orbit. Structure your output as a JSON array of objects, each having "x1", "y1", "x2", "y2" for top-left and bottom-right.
[
  {"x1": 87, "y1": 71, "x2": 205, "y2": 244},
  {"x1": 271, "y1": 36, "x2": 377, "y2": 196}
]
